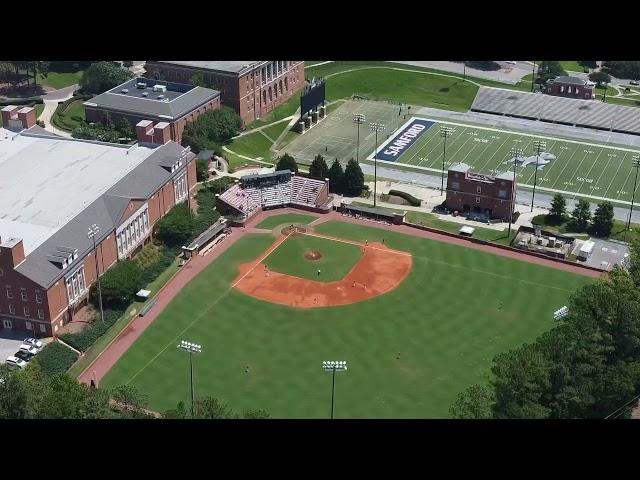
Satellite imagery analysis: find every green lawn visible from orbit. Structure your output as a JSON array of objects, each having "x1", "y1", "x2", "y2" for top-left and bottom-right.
[
  {"x1": 261, "y1": 122, "x2": 290, "y2": 142},
  {"x1": 559, "y1": 61, "x2": 588, "y2": 73},
  {"x1": 265, "y1": 234, "x2": 362, "y2": 282},
  {"x1": 39, "y1": 71, "x2": 83, "y2": 89},
  {"x1": 35, "y1": 104, "x2": 44, "y2": 119},
  {"x1": 247, "y1": 93, "x2": 301, "y2": 130},
  {"x1": 255, "y1": 213, "x2": 318, "y2": 230},
  {"x1": 228, "y1": 131, "x2": 273, "y2": 160},
  {"x1": 51, "y1": 99, "x2": 85, "y2": 131},
  {"x1": 101, "y1": 220, "x2": 590, "y2": 418},
  {"x1": 532, "y1": 213, "x2": 640, "y2": 243}
]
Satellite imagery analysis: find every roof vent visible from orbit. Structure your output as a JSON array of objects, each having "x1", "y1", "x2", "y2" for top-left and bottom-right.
[
  {"x1": 142, "y1": 92, "x2": 148, "y2": 97},
  {"x1": 121, "y1": 88, "x2": 129, "y2": 94}
]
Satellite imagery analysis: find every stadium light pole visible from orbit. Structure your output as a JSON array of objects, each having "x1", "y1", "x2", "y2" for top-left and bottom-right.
[
  {"x1": 370, "y1": 122, "x2": 386, "y2": 208},
  {"x1": 602, "y1": 82, "x2": 608, "y2": 103},
  {"x1": 531, "y1": 62, "x2": 536, "y2": 93},
  {"x1": 530, "y1": 140, "x2": 547, "y2": 212},
  {"x1": 508, "y1": 147, "x2": 524, "y2": 239},
  {"x1": 462, "y1": 61, "x2": 466, "y2": 82},
  {"x1": 87, "y1": 224, "x2": 104, "y2": 325},
  {"x1": 322, "y1": 361, "x2": 347, "y2": 419},
  {"x1": 440, "y1": 126, "x2": 454, "y2": 195},
  {"x1": 178, "y1": 340, "x2": 202, "y2": 419},
  {"x1": 627, "y1": 154, "x2": 640, "y2": 230},
  {"x1": 353, "y1": 113, "x2": 366, "y2": 163}
]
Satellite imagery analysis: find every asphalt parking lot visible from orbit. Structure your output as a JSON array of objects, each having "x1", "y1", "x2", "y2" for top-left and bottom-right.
[
  {"x1": 575, "y1": 239, "x2": 630, "y2": 270},
  {"x1": 0, "y1": 329, "x2": 28, "y2": 362}
]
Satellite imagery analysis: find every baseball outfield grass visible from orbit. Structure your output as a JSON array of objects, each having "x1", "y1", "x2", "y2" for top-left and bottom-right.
[
  {"x1": 100, "y1": 216, "x2": 591, "y2": 418},
  {"x1": 255, "y1": 213, "x2": 318, "y2": 230}
]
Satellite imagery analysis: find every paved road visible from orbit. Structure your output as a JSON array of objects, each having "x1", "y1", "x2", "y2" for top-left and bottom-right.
[
  {"x1": 390, "y1": 61, "x2": 535, "y2": 85},
  {"x1": 43, "y1": 84, "x2": 79, "y2": 101}
]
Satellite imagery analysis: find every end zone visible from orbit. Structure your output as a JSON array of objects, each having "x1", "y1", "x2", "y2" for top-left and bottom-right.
[{"x1": 367, "y1": 117, "x2": 435, "y2": 162}]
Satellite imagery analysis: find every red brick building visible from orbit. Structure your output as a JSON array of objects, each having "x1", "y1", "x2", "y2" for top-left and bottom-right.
[
  {"x1": 84, "y1": 77, "x2": 221, "y2": 144},
  {"x1": 144, "y1": 61, "x2": 305, "y2": 125},
  {"x1": 545, "y1": 76, "x2": 595, "y2": 100},
  {"x1": 0, "y1": 110, "x2": 196, "y2": 336},
  {"x1": 445, "y1": 163, "x2": 516, "y2": 220}
]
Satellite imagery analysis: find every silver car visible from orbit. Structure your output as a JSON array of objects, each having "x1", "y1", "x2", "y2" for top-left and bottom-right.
[
  {"x1": 18, "y1": 344, "x2": 39, "y2": 356},
  {"x1": 23, "y1": 337, "x2": 43, "y2": 350},
  {"x1": 6, "y1": 356, "x2": 27, "y2": 369}
]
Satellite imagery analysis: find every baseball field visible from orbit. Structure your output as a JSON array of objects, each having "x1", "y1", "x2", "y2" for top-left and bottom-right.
[{"x1": 99, "y1": 213, "x2": 592, "y2": 418}]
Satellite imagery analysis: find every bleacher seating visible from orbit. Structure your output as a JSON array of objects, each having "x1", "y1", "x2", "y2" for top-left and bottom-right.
[
  {"x1": 219, "y1": 183, "x2": 260, "y2": 217},
  {"x1": 291, "y1": 176, "x2": 325, "y2": 206}
]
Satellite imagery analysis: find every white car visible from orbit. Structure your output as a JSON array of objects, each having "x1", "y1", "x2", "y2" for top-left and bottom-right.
[
  {"x1": 505, "y1": 61, "x2": 518, "y2": 65},
  {"x1": 631, "y1": 80, "x2": 640, "y2": 86},
  {"x1": 6, "y1": 356, "x2": 27, "y2": 369},
  {"x1": 18, "y1": 344, "x2": 39, "y2": 356},
  {"x1": 23, "y1": 337, "x2": 43, "y2": 350}
]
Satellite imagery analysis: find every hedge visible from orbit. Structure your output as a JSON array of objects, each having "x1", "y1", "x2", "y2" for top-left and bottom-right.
[
  {"x1": 388, "y1": 190, "x2": 421, "y2": 207},
  {"x1": 58, "y1": 308, "x2": 126, "y2": 352},
  {"x1": 0, "y1": 97, "x2": 43, "y2": 107},
  {"x1": 35, "y1": 342, "x2": 79, "y2": 376}
]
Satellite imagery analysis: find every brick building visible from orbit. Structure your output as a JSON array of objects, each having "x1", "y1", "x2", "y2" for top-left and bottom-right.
[
  {"x1": 445, "y1": 163, "x2": 516, "y2": 220},
  {"x1": 545, "y1": 76, "x2": 595, "y2": 100},
  {"x1": 84, "y1": 77, "x2": 220, "y2": 143},
  {"x1": 0, "y1": 108, "x2": 196, "y2": 336},
  {"x1": 144, "y1": 61, "x2": 305, "y2": 125}
]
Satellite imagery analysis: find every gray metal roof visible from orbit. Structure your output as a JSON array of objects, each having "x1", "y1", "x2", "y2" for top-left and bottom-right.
[
  {"x1": 550, "y1": 76, "x2": 588, "y2": 86},
  {"x1": 12, "y1": 140, "x2": 195, "y2": 288},
  {"x1": 341, "y1": 203, "x2": 396, "y2": 218},
  {"x1": 448, "y1": 163, "x2": 471, "y2": 173},
  {"x1": 86, "y1": 77, "x2": 220, "y2": 120},
  {"x1": 151, "y1": 61, "x2": 264, "y2": 76}
]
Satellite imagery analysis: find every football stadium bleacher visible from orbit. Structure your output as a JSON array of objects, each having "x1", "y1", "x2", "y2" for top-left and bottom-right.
[
  {"x1": 217, "y1": 170, "x2": 331, "y2": 220},
  {"x1": 471, "y1": 87, "x2": 640, "y2": 134}
]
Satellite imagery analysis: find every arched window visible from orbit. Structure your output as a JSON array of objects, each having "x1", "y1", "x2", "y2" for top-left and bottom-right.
[
  {"x1": 284, "y1": 77, "x2": 289, "y2": 92},
  {"x1": 268, "y1": 87, "x2": 272, "y2": 102},
  {"x1": 279, "y1": 80, "x2": 283, "y2": 95}
]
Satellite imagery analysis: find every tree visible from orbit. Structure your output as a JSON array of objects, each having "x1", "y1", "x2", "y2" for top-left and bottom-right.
[
  {"x1": 327, "y1": 158, "x2": 344, "y2": 194},
  {"x1": 275, "y1": 153, "x2": 298, "y2": 173},
  {"x1": 196, "y1": 159, "x2": 210, "y2": 182},
  {"x1": 95, "y1": 260, "x2": 144, "y2": 307},
  {"x1": 163, "y1": 401, "x2": 188, "y2": 419},
  {"x1": 181, "y1": 107, "x2": 242, "y2": 151},
  {"x1": 549, "y1": 193, "x2": 567, "y2": 219},
  {"x1": 342, "y1": 158, "x2": 365, "y2": 196},
  {"x1": 309, "y1": 154, "x2": 329, "y2": 179},
  {"x1": 602, "y1": 61, "x2": 640, "y2": 81},
  {"x1": 591, "y1": 201, "x2": 614, "y2": 237},
  {"x1": 537, "y1": 61, "x2": 568, "y2": 83},
  {"x1": 449, "y1": 384, "x2": 494, "y2": 419},
  {"x1": 589, "y1": 71, "x2": 611, "y2": 86},
  {"x1": 80, "y1": 61, "x2": 134, "y2": 94},
  {"x1": 243, "y1": 409, "x2": 271, "y2": 419},
  {"x1": 72, "y1": 122, "x2": 121, "y2": 143},
  {"x1": 569, "y1": 198, "x2": 592, "y2": 232},
  {"x1": 111, "y1": 385, "x2": 148, "y2": 416},
  {"x1": 190, "y1": 73, "x2": 207, "y2": 87},
  {"x1": 155, "y1": 203, "x2": 194, "y2": 247},
  {"x1": 117, "y1": 117, "x2": 134, "y2": 139},
  {"x1": 628, "y1": 239, "x2": 640, "y2": 287},
  {"x1": 193, "y1": 397, "x2": 237, "y2": 419}
]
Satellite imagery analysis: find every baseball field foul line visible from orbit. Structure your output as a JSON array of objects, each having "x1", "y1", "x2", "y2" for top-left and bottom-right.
[
  {"x1": 122, "y1": 230, "x2": 294, "y2": 386},
  {"x1": 299, "y1": 231, "x2": 412, "y2": 257}
]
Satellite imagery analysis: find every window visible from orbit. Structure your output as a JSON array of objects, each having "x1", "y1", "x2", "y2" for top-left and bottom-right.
[
  {"x1": 451, "y1": 182, "x2": 460, "y2": 190},
  {"x1": 25, "y1": 321, "x2": 32, "y2": 330},
  {"x1": 21, "y1": 288, "x2": 27, "y2": 301},
  {"x1": 475, "y1": 197, "x2": 481, "y2": 204},
  {"x1": 8, "y1": 304, "x2": 15, "y2": 315},
  {"x1": 476, "y1": 186, "x2": 481, "y2": 194},
  {"x1": 35, "y1": 291, "x2": 42, "y2": 304},
  {"x1": 498, "y1": 190, "x2": 507, "y2": 198},
  {"x1": 567, "y1": 86, "x2": 572, "y2": 94},
  {"x1": 65, "y1": 267, "x2": 87, "y2": 304},
  {"x1": 2, "y1": 319, "x2": 12, "y2": 329},
  {"x1": 6, "y1": 287, "x2": 12, "y2": 299},
  {"x1": 37, "y1": 309, "x2": 44, "y2": 320},
  {"x1": 40, "y1": 324, "x2": 46, "y2": 333},
  {"x1": 23, "y1": 307, "x2": 30, "y2": 317}
]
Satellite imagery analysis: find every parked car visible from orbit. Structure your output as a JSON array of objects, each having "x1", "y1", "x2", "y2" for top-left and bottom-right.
[
  {"x1": 14, "y1": 350, "x2": 36, "y2": 362},
  {"x1": 23, "y1": 337, "x2": 43, "y2": 350},
  {"x1": 18, "y1": 344, "x2": 39, "y2": 356},
  {"x1": 505, "y1": 61, "x2": 518, "y2": 65},
  {"x1": 631, "y1": 80, "x2": 640, "y2": 86},
  {"x1": 5, "y1": 356, "x2": 27, "y2": 369}
]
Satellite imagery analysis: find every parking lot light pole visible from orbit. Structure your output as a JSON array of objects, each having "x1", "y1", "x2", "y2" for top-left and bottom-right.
[
  {"x1": 531, "y1": 62, "x2": 536, "y2": 92},
  {"x1": 440, "y1": 126, "x2": 454, "y2": 195},
  {"x1": 627, "y1": 155, "x2": 640, "y2": 230},
  {"x1": 353, "y1": 113, "x2": 366, "y2": 163},
  {"x1": 370, "y1": 123, "x2": 386, "y2": 208},
  {"x1": 178, "y1": 341, "x2": 202, "y2": 418},
  {"x1": 508, "y1": 147, "x2": 524, "y2": 239},
  {"x1": 531, "y1": 140, "x2": 547, "y2": 212},
  {"x1": 87, "y1": 224, "x2": 104, "y2": 325},
  {"x1": 322, "y1": 361, "x2": 348, "y2": 419}
]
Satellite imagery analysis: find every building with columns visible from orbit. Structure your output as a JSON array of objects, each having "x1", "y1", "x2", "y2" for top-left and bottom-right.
[
  {"x1": 144, "y1": 61, "x2": 305, "y2": 125},
  {"x1": 0, "y1": 108, "x2": 196, "y2": 336}
]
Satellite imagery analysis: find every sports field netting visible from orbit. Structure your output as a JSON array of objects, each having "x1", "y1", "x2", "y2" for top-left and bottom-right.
[{"x1": 374, "y1": 117, "x2": 640, "y2": 204}]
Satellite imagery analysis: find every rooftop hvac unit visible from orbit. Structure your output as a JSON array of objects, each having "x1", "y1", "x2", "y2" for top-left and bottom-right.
[
  {"x1": 153, "y1": 84, "x2": 167, "y2": 93},
  {"x1": 121, "y1": 88, "x2": 129, "y2": 94},
  {"x1": 142, "y1": 92, "x2": 148, "y2": 97}
]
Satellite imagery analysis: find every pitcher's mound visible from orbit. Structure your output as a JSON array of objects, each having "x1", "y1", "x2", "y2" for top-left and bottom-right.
[
  {"x1": 281, "y1": 226, "x2": 307, "y2": 236},
  {"x1": 304, "y1": 250, "x2": 323, "y2": 261}
]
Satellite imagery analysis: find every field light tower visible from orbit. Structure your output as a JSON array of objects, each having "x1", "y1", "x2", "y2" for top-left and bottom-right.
[
  {"x1": 353, "y1": 113, "x2": 366, "y2": 163},
  {"x1": 508, "y1": 147, "x2": 524, "y2": 239},
  {"x1": 370, "y1": 122, "x2": 386, "y2": 208},
  {"x1": 87, "y1": 224, "x2": 104, "y2": 325},
  {"x1": 627, "y1": 154, "x2": 640, "y2": 230},
  {"x1": 322, "y1": 360, "x2": 348, "y2": 419},
  {"x1": 440, "y1": 126, "x2": 454, "y2": 195},
  {"x1": 530, "y1": 140, "x2": 547, "y2": 212},
  {"x1": 178, "y1": 340, "x2": 202, "y2": 418}
]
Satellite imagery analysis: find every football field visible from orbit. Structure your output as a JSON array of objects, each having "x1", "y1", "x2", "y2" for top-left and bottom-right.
[{"x1": 373, "y1": 117, "x2": 640, "y2": 205}]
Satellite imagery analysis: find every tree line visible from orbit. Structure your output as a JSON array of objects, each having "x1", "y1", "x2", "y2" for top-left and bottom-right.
[{"x1": 547, "y1": 193, "x2": 614, "y2": 237}]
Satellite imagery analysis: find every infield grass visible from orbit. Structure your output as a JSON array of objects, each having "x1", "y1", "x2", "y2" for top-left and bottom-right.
[
  {"x1": 255, "y1": 213, "x2": 318, "y2": 230},
  {"x1": 101, "y1": 219, "x2": 591, "y2": 418}
]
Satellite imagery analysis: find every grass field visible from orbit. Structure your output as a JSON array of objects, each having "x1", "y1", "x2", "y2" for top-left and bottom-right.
[
  {"x1": 100, "y1": 216, "x2": 590, "y2": 418},
  {"x1": 52, "y1": 99, "x2": 85, "y2": 131},
  {"x1": 39, "y1": 71, "x2": 83, "y2": 89},
  {"x1": 383, "y1": 117, "x2": 640, "y2": 205},
  {"x1": 255, "y1": 213, "x2": 318, "y2": 229},
  {"x1": 266, "y1": 234, "x2": 362, "y2": 282}
]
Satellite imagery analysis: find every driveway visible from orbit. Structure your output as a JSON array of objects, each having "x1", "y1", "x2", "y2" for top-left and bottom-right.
[{"x1": 0, "y1": 330, "x2": 27, "y2": 362}]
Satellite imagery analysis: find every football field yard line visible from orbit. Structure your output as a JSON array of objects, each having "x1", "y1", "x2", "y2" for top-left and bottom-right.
[
  {"x1": 523, "y1": 140, "x2": 559, "y2": 185},
  {"x1": 404, "y1": 124, "x2": 449, "y2": 167},
  {"x1": 549, "y1": 145, "x2": 581, "y2": 191},
  {"x1": 588, "y1": 149, "x2": 616, "y2": 198},
  {"x1": 476, "y1": 134, "x2": 513, "y2": 173},
  {"x1": 575, "y1": 148, "x2": 605, "y2": 197},
  {"x1": 432, "y1": 126, "x2": 475, "y2": 169},
  {"x1": 464, "y1": 133, "x2": 502, "y2": 172},
  {"x1": 123, "y1": 231, "x2": 294, "y2": 386},
  {"x1": 617, "y1": 154, "x2": 638, "y2": 201},
  {"x1": 603, "y1": 150, "x2": 630, "y2": 200},
  {"x1": 565, "y1": 148, "x2": 597, "y2": 197}
]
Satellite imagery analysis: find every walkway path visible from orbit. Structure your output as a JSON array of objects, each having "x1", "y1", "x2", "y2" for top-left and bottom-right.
[{"x1": 78, "y1": 206, "x2": 603, "y2": 387}]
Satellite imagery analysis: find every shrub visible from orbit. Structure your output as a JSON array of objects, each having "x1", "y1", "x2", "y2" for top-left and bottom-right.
[
  {"x1": 196, "y1": 159, "x2": 210, "y2": 182},
  {"x1": 80, "y1": 62, "x2": 134, "y2": 94},
  {"x1": 0, "y1": 97, "x2": 43, "y2": 107},
  {"x1": 275, "y1": 153, "x2": 298, "y2": 173},
  {"x1": 388, "y1": 190, "x2": 421, "y2": 207},
  {"x1": 35, "y1": 342, "x2": 79, "y2": 376},
  {"x1": 59, "y1": 309, "x2": 125, "y2": 352},
  {"x1": 92, "y1": 260, "x2": 143, "y2": 308},
  {"x1": 155, "y1": 203, "x2": 194, "y2": 247}
]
